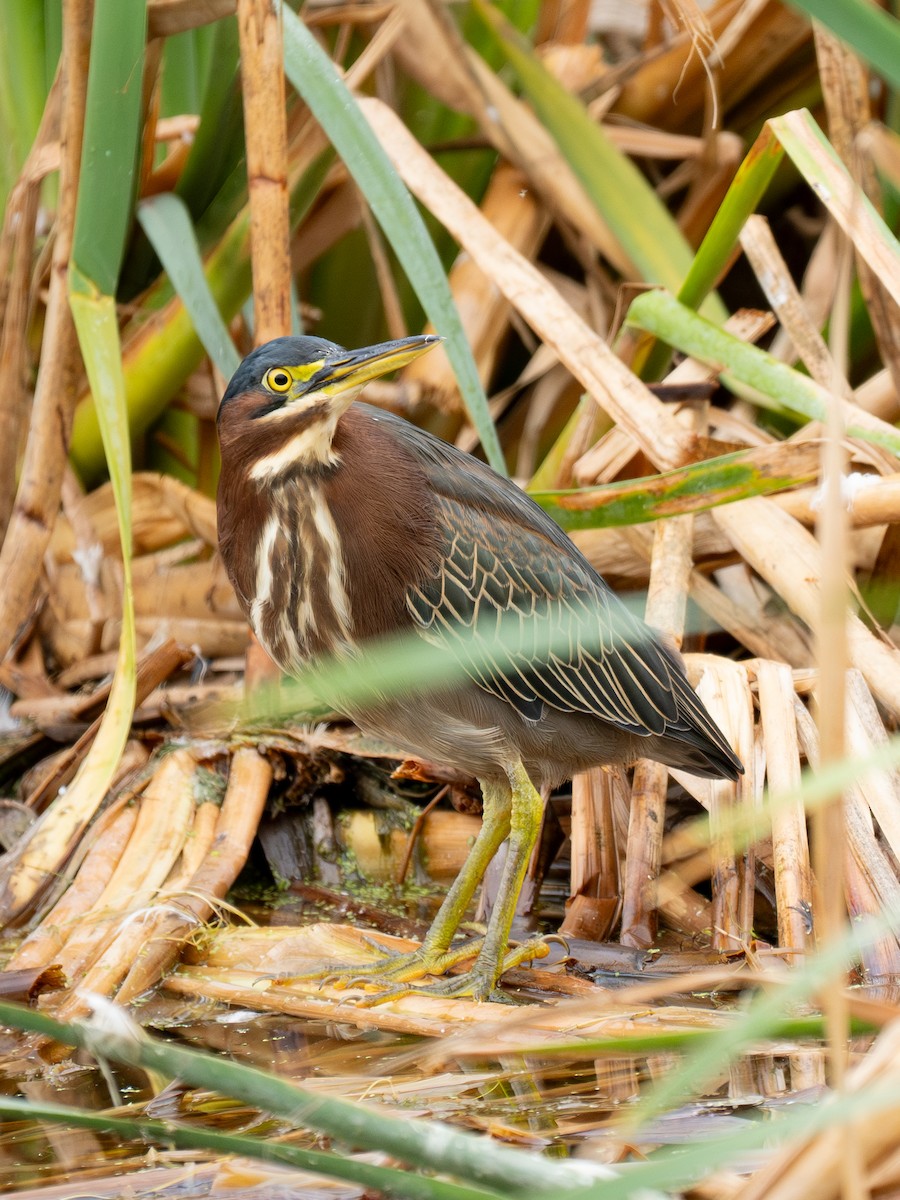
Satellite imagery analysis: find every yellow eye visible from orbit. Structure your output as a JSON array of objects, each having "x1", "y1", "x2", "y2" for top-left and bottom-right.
[{"x1": 264, "y1": 367, "x2": 293, "y2": 393}]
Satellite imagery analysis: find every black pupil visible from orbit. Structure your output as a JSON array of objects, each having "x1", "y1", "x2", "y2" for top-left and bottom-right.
[{"x1": 273, "y1": 371, "x2": 289, "y2": 388}]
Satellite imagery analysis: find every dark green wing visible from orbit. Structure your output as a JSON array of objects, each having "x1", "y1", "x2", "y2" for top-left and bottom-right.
[{"x1": 361, "y1": 406, "x2": 738, "y2": 762}]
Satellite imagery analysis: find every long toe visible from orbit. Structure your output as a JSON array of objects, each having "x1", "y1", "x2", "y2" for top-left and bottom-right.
[
  {"x1": 276, "y1": 937, "x2": 487, "y2": 992},
  {"x1": 358, "y1": 936, "x2": 551, "y2": 1005}
]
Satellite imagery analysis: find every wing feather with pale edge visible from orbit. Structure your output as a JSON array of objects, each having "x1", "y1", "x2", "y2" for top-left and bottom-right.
[{"x1": 361, "y1": 406, "x2": 738, "y2": 764}]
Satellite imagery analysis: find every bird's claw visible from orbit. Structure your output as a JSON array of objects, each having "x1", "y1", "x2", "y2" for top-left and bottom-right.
[
  {"x1": 348, "y1": 936, "x2": 552, "y2": 1005},
  {"x1": 274, "y1": 936, "x2": 486, "y2": 992}
]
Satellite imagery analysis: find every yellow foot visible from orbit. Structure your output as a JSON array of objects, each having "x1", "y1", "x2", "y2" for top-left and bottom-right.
[
  {"x1": 356, "y1": 937, "x2": 551, "y2": 1005},
  {"x1": 274, "y1": 935, "x2": 487, "y2": 992}
]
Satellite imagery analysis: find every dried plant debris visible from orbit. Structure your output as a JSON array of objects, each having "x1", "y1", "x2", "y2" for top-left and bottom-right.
[{"x1": 2, "y1": 0, "x2": 900, "y2": 1195}]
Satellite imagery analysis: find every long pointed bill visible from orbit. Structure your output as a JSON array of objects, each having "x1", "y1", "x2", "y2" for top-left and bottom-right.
[{"x1": 312, "y1": 334, "x2": 442, "y2": 396}]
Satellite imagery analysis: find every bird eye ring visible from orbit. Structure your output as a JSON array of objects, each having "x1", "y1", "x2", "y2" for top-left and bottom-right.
[{"x1": 264, "y1": 368, "x2": 292, "y2": 393}]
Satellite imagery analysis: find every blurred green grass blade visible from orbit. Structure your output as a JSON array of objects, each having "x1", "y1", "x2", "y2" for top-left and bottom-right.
[
  {"x1": 626, "y1": 924, "x2": 871, "y2": 1133},
  {"x1": 256, "y1": 595, "x2": 660, "y2": 725},
  {"x1": 160, "y1": 27, "x2": 202, "y2": 116},
  {"x1": 627, "y1": 289, "x2": 900, "y2": 458},
  {"x1": 138, "y1": 192, "x2": 240, "y2": 378},
  {"x1": 531, "y1": 442, "x2": 819, "y2": 531},
  {"x1": 786, "y1": 0, "x2": 900, "y2": 90},
  {"x1": 281, "y1": 7, "x2": 506, "y2": 475},
  {"x1": 0, "y1": 0, "x2": 47, "y2": 213},
  {"x1": 586, "y1": 1055, "x2": 900, "y2": 1198},
  {"x1": 678, "y1": 125, "x2": 785, "y2": 311},
  {"x1": 70, "y1": 0, "x2": 146, "y2": 295},
  {"x1": 0, "y1": 1002, "x2": 613, "y2": 1196},
  {"x1": 500, "y1": 1012, "x2": 875, "y2": 1058},
  {"x1": 470, "y1": 0, "x2": 724, "y2": 322},
  {"x1": 0, "y1": 1100, "x2": 500, "y2": 1200},
  {"x1": 175, "y1": 14, "x2": 244, "y2": 224}
]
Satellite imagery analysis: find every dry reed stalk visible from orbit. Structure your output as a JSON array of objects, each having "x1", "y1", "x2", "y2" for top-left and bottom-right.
[
  {"x1": 128, "y1": 616, "x2": 247, "y2": 659},
  {"x1": 47, "y1": 749, "x2": 198, "y2": 990},
  {"x1": 620, "y1": 407, "x2": 701, "y2": 947},
  {"x1": 559, "y1": 767, "x2": 620, "y2": 941},
  {"x1": 756, "y1": 660, "x2": 822, "y2": 1090},
  {"x1": 19, "y1": 640, "x2": 189, "y2": 814},
  {"x1": 740, "y1": 214, "x2": 854, "y2": 399},
  {"x1": 236, "y1": 0, "x2": 291, "y2": 693},
  {"x1": 163, "y1": 800, "x2": 221, "y2": 891},
  {"x1": 360, "y1": 204, "x2": 407, "y2": 342},
  {"x1": 768, "y1": 223, "x2": 840, "y2": 368},
  {"x1": 775, "y1": 474, "x2": 900, "y2": 529},
  {"x1": 0, "y1": 184, "x2": 40, "y2": 544},
  {"x1": 0, "y1": 1, "x2": 90, "y2": 661},
  {"x1": 816, "y1": 27, "x2": 900, "y2": 397},
  {"x1": 777, "y1": 109, "x2": 900, "y2": 318},
  {"x1": 171, "y1": 948, "x2": 743, "y2": 1044},
  {"x1": 844, "y1": 671, "x2": 900, "y2": 867},
  {"x1": 572, "y1": 514, "x2": 735, "y2": 584},
  {"x1": 112, "y1": 746, "x2": 272, "y2": 1003},
  {"x1": 131, "y1": 555, "x2": 241, "y2": 620},
  {"x1": 237, "y1": 0, "x2": 291, "y2": 343},
  {"x1": 618, "y1": 754, "x2": 668, "y2": 949},
  {"x1": 842, "y1": 838, "x2": 900, "y2": 982},
  {"x1": 792, "y1": 695, "x2": 900, "y2": 980},
  {"x1": 6, "y1": 806, "x2": 139, "y2": 973},
  {"x1": 360, "y1": 98, "x2": 697, "y2": 471},
  {"x1": 341, "y1": 810, "x2": 482, "y2": 885},
  {"x1": 50, "y1": 473, "x2": 215, "y2": 561},
  {"x1": 402, "y1": 163, "x2": 550, "y2": 412},
  {"x1": 146, "y1": 0, "x2": 236, "y2": 37},
  {"x1": 571, "y1": 425, "x2": 639, "y2": 489},
  {"x1": 689, "y1": 569, "x2": 812, "y2": 667},
  {"x1": 393, "y1": 0, "x2": 633, "y2": 274},
  {"x1": 756, "y1": 661, "x2": 813, "y2": 960},
  {"x1": 689, "y1": 660, "x2": 755, "y2": 952},
  {"x1": 711, "y1": 499, "x2": 900, "y2": 717},
  {"x1": 569, "y1": 308, "x2": 774, "y2": 490},
  {"x1": 16, "y1": 738, "x2": 148, "y2": 911},
  {"x1": 12, "y1": 641, "x2": 188, "y2": 735},
  {"x1": 164, "y1": 966, "x2": 534, "y2": 1038},
  {"x1": 0, "y1": 649, "x2": 190, "y2": 926},
  {"x1": 655, "y1": 883, "x2": 713, "y2": 938},
  {"x1": 617, "y1": 2, "x2": 808, "y2": 128},
  {"x1": 855, "y1": 369, "x2": 900, "y2": 422},
  {"x1": 735, "y1": 1022, "x2": 900, "y2": 1200}
]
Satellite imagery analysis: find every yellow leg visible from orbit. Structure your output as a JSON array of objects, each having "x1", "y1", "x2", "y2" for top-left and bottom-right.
[
  {"x1": 284, "y1": 781, "x2": 512, "y2": 989},
  {"x1": 415, "y1": 779, "x2": 511, "y2": 961},
  {"x1": 446, "y1": 760, "x2": 544, "y2": 1000},
  {"x1": 357, "y1": 758, "x2": 542, "y2": 1003}
]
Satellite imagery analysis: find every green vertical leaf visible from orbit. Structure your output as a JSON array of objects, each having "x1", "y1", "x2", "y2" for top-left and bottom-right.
[
  {"x1": 138, "y1": 192, "x2": 241, "y2": 378},
  {"x1": 71, "y1": 0, "x2": 146, "y2": 294},
  {"x1": 281, "y1": 7, "x2": 506, "y2": 475}
]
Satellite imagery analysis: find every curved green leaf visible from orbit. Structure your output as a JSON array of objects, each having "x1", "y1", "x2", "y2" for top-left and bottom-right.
[
  {"x1": 627, "y1": 289, "x2": 900, "y2": 458},
  {"x1": 531, "y1": 442, "x2": 820, "y2": 531}
]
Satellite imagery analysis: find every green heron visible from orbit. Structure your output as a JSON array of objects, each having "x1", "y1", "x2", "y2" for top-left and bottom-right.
[{"x1": 217, "y1": 333, "x2": 743, "y2": 1000}]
